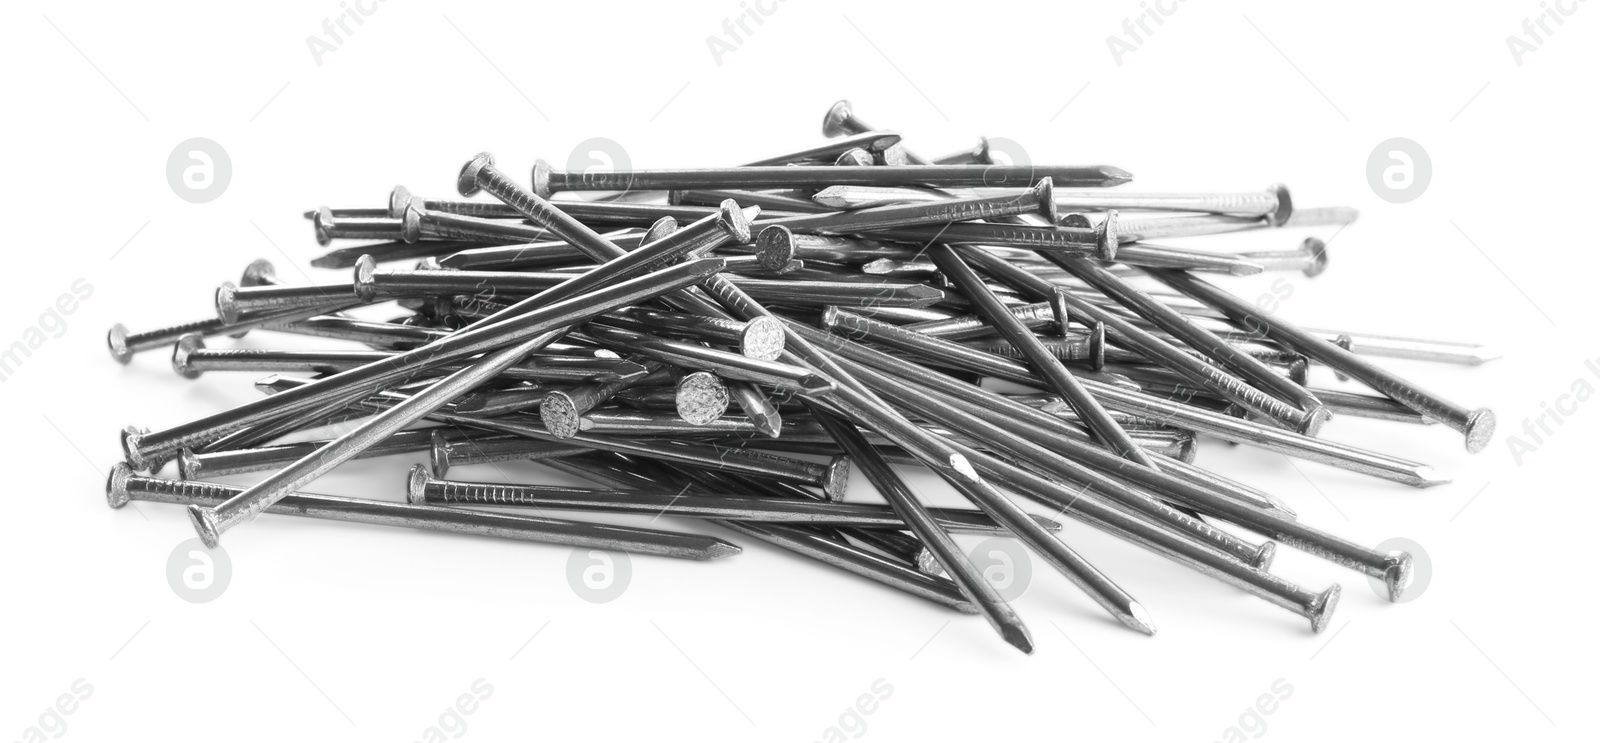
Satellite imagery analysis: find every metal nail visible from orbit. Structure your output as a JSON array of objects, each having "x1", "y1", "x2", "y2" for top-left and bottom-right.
[
  {"x1": 428, "y1": 430, "x2": 588, "y2": 476},
  {"x1": 860, "y1": 217, "x2": 1117, "y2": 261},
  {"x1": 180, "y1": 428, "x2": 458, "y2": 479},
  {"x1": 123, "y1": 233, "x2": 728, "y2": 469},
  {"x1": 803, "y1": 401, "x2": 1035, "y2": 651},
  {"x1": 821, "y1": 100, "x2": 933, "y2": 165},
  {"x1": 531, "y1": 159, "x2": 1130, "y2": 197},
  {"x1": 539, "y1": 362, "x2": 662, "y2": 438},
  {"x1": 109, "y1": 464, "x2": 739, "y2": 560},
  {"x1": 959, "y1": 247, "x2": 1326, "y2": 434},
  {"x1": 108, "y1": 299, "x2": 355, "y2": 365},
  {"x1": 928, "y1": 245, "x2": 1157, "y2": 467},
  {"x1": 768, "y1": 178, "x2": 1058, "y2": 235},
  {"x1": 948, "y1": 443, "x2": 1341, "y2": 632},
  {"x1": 1241, "y1": 237, "x2": 1329, "y2": 277},
  {"x1": 670, "y1": 188, "x2": 826, "y2": 214},
  {"x1": 797, "y1": 332, "x2": 1277, "y2": 569},
  {"x1": 1047, "y1": 254, "x2": 1329, "y2": 422},
  {"x1": 437, "y1": 410, "x2": 853, "y2": 499},
  {"x1": 410, "y1": 466, "x2": 1053, "y2": 535},
  {"x1": 744, "y1": 130, "x2": 905, "y2": 166},
  {"x1": 1146, "y1": 269, "x2": 1495, "y2": 453},
  {"x1": 930, "y1": 137, "x2": 994, "y2": 165},
  {"x1": 176, "y1": 259, "x2": 725, "y2": 544},
  {"x1": 607, "y1": 307, "x2": 787, "y2": 362},
  {"x1": 312, "y1": 206, "x2": 421, "y2": 245},
  {"x1": 581, "y1": 324, "x2": 834, "y2": 394}
]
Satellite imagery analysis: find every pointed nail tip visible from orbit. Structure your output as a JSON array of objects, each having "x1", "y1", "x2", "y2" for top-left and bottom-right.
[
  {"x1": 802, "y1": 378, "x2": 837, "y2": 394},
  {"x1": 1002, "y1": 625, "x2": 1036, "y2": 654},
  {"x1": 1124, "y1": 603, "x2": 1157, "y2": 636},
  {"x1": 1100, "y1": 166, "x2": 1134, "y2": 185},
  {"x1": 705, "y1": 541, "x2": 744, "y2": 559},
  {"x1": 1413, "y1": 466, "x2": 1453, "y2": 488}
]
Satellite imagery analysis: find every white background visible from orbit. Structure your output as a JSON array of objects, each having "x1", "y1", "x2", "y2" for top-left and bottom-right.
[{"x1": 3, "y1": 1, "x2": 1596, "y2": 740}]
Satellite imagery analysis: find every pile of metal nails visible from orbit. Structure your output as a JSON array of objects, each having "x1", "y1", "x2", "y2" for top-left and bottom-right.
[{"x1": 105, "y1": 100, "x2": 1496, "y2": 654}]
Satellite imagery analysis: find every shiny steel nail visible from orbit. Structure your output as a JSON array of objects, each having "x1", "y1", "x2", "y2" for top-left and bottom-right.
[
  {"x1": 312, "y1": 239, "x2": 493, "y2": 270},
  {"x1": 608, "y1": 307, "x2": 787, "y2": 361},
  {"x1": 410, "y1": 466, "x2": 1052, "y2": 535},
  {"x1": 1111, "y1": 204, "x2": 1355, "y2": 243},
  {"x1": 670, "y1": 189, "x2": 827, "y2": 214},
  {"x1": 110, "y1": 464, "x2": 739, "y2": 560},
  {"x1": 175, "y1": 260, "x2": 725, "y2": 543},
  {"x1": 170, "y1": 336, "x2": 643, "y2": 385},
  {"x1": 1108, "y1": 243, "x2": 1266, "y2": 276},
  {"x1": 1147, "y1": 269, "x2": 1495, "y2": 453},
  {"x1": 821, "y1": 100, "x2": 933, "y2": 165},
  {"x1": 930, "y1": 137, "x2": 994, "y2": 165},
  {"x1": 901, "y1": 301, "x2": 1060, "y2": 340},
  {"x1": 818, "y1": 183, "x2": 1289, "y2": 224},
  {"x1": 108, "y1": 299, "x2": 355, "y2": 365},
  {"x1": 819, "y1": 307, "x2": 1444, "y2": 487},
  {"x1": 582, "y1": 324, "x2": 834, "y2": 394},
  {"x1": 540, "y1": 361, "x2": 664, "y2": 438},
  {"x1": 950, "y1": 444, "x2": 1340, "y2": 631},
  {"x1": 860, "y1": 216, "x2": 1117, "y2": 261},
  {"x1": 440, "y1": 411, "x2": 852, "y2": 498},
  {"x1": 569, "y1": 411, "x2": 759, "y2": 437},
  {"x1": 804, "y1": 402, "x2": 1035, "y2": 650},
  {"x1": 179, "y1": 428, "x2": 482, "y2": 479},
  {"x1": 1055, "y1": 184, "x2": 1292, "y2": 223},
  {"x1": 768, "y1": 178, "x2": 1058, "y2": 235},
  {"x1": 800, "y1": 337, "x2": 1277, "y2": 569},
  {"x1": 218, "y1": 279, "x2": 366, "y2": 323},
  {"x1": 703, "y1": 251, "x2": 1134, "y2": 644},
  {"x1": 531, "y1": 159, "x2": 1130, "y2": 197},
  {"x1": 411, "y1": 205, "x2": 561, "y2": 244},
  {"x1": 1046, "y1": 254, "x2": 1328, "y2": 421},
  {"x1": 927, "y1": 245, "x2": 1157, "y2": 466},
  {"x1": 312, "y1": 207, "x2": 421, "y2": 245},
  {"x1": 751, "y1": 228, "x2": 916, "y2": 270},
  {"x1": 744, "y1": 131, "x2": 905, "y2": 166},
  {"x1": 123, "y1": 234, "x2": 729, "y2": 468},
  {"x1": 1242, "y1": 237, "x2": 1329, "y2": 277},
  {"x1": 959, "y1": 248, "x2": 1325, "y2": 434},
  {"x1": 815, "y1": 392, "x2": 1154, "y2": 638},
  {"x1": 428, "y1": 430, "x2": 587, "y2": 476}
]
